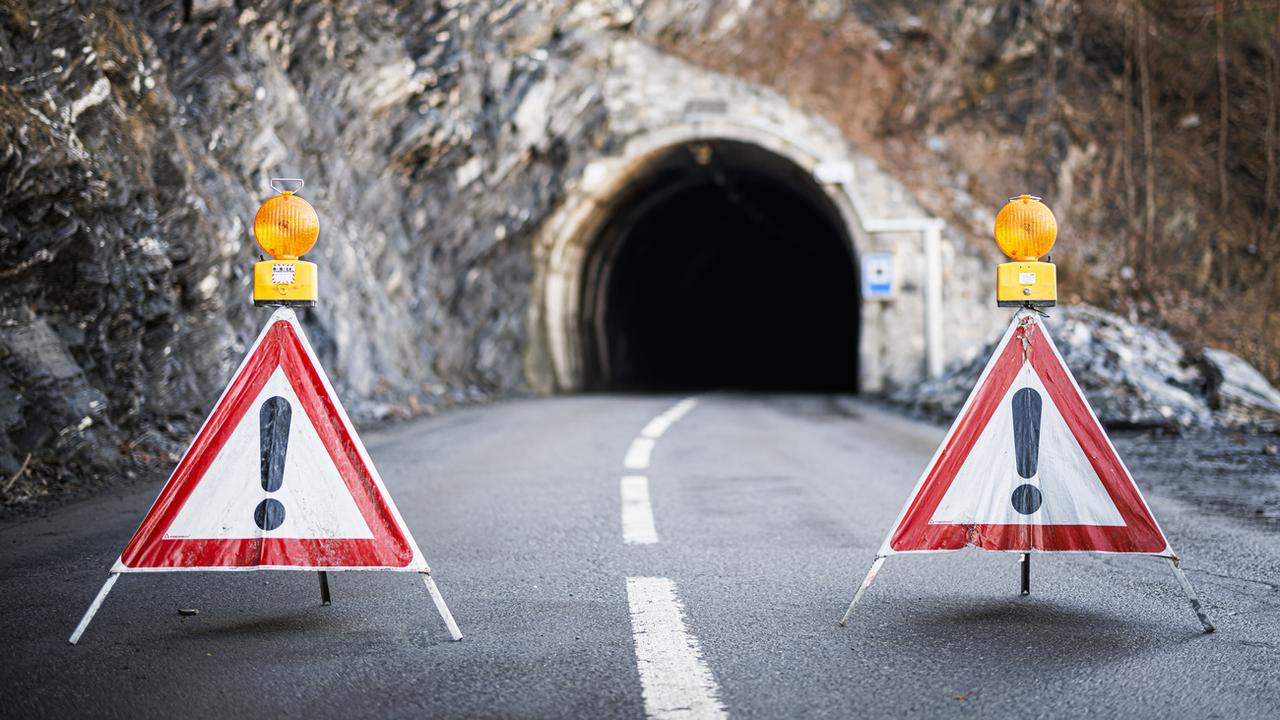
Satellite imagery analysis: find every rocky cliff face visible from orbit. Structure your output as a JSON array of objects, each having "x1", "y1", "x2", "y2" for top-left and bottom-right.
[
  {"x1": 0, "y1": 0, "x2": 626, "y2": 503},
  {"x1": 1, "y1": 0, "x2": 991, "y2": 507},
  {"x1": 3, "y1": 1, "x2": 1276, "y2": 507}
]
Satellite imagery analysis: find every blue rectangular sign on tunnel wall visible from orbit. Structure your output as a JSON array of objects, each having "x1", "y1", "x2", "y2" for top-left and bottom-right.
[{"x1": 863, "y1": 253, "x2": 895, "y2": 300}]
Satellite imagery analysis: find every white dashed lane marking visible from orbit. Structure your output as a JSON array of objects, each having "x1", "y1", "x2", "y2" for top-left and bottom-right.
[
  {"x1": 626, "y1": 576, "x2": 728, "y2": 720},
  {"x1": 621, "y1": 475, "x2": 659, "y2": 545},
  {"x1": 640, "y1": 397, "x2": 699, "y2": 440},
  {"x1": 621, "y1": 399, "x2": 721, "y2": 717},
  {"x1": 620, "y1": 398, "x2": 698, "y2": 532},
  {"x1": 625, "y1": 437, "x2": 656, "y2": 470}
]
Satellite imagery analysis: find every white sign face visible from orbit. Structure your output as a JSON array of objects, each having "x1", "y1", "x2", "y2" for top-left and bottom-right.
[
  {"x1": 863, "y1": 254, "x2": 895, "y2": 300},
  {"x1": 929, "y1": 360, "x2": 1125, "y2": 527},
  {"x1": 1019, "y1": 272, "x2": 1037, "y2": 285},
  {"x1": 164, "y1": 367, "x2": 374, "y2": 540},
  {"x1": 272, "y1": 263, "x2": 295, "y2": 284}
]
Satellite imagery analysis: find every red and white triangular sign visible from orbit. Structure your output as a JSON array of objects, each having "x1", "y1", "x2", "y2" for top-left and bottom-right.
[
  {"x1": 113, "y1": 308, "x2": 427, "y2": 572},
  {"x1": 882, "y1": 310, "x2": 1171, "y2": 556}
]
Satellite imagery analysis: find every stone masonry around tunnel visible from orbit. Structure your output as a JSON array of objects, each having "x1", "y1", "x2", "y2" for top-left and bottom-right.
[{"x1": 526, "y1": 42, "x2": 1004, "y2": 397}]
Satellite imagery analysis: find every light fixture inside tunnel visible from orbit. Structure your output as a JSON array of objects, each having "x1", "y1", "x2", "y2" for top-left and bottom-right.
[{"x1": 579, "y1": 140, "x2": 861, "y2": 393}]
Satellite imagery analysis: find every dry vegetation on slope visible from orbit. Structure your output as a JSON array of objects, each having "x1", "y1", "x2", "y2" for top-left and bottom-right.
[{"x1": 663, "y1": 0, "x2": 1280, "y2": 382}]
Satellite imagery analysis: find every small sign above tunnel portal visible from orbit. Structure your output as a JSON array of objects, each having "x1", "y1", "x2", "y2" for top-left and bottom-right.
[{"x1": 862, "y1": 253, "x2": 895, "y2": 300}]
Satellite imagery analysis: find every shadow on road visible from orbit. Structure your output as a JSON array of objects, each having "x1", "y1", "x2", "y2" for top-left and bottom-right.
[{"x1": 882, "y1": 598, "x2": 1211, "y2": 663}]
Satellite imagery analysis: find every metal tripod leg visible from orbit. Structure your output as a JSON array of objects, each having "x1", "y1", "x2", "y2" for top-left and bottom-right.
[
  {"x1": 1020, "y1": 553, "x2": 1031, "y2": 596},
  {"x1": 1167, "y1": 558, "x2": 1215, "y2": 633},
  {"x1": 840, "y1": 556, "x2": 886, "y2": 626},
  {"x1": 421, "y1": 573, "x2": 463, "y2": 641},
  {"x1": 318, "y1": 572, "x2": 331, "y2": 606},
  {"x1": 69, "y1": 574, "x2": 119, "y2": 645}
]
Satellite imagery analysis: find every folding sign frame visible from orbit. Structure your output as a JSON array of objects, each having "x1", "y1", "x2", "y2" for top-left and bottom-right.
[
  {"x1": 840, "y1": 310, "x2": 1214, "y2": 633},
  {"x1": 70, "y1": 309, "x2": 462, "y2": 644}
]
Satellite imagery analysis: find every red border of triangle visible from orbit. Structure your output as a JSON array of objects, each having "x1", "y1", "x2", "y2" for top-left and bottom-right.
[
  {"x1": 118, "y1": 319, "x2": 414, "y2": 569},
  {"x1": 889, "y1": 318, "x2": 1168, "y2": 553}
]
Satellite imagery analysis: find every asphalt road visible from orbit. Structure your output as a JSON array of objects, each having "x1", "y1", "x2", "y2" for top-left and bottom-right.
[{"x1": 1, "y1": 395, "x2": 1277, "y2": 718}]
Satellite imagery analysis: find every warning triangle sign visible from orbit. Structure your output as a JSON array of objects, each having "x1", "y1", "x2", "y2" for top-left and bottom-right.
[
  {"x1": 113, "y1": 309, "x2": 427, "y2": 572},
  {"x1": 883, "y1": 311, "x2": 1171, "y2": 556}
]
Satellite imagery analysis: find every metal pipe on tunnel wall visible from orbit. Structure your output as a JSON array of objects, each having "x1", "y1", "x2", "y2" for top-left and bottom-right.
[{"x1": 859, "y1": 217, "x2": 947, "y2": 380}]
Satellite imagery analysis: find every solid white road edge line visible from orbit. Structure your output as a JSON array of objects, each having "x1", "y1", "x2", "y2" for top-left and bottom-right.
[
  {"x1": 621, "y1": 476, "x2": 659, "y2": 544},
  {"x1": 626, "y1": 576, "x2": 728, "y2": 720}
]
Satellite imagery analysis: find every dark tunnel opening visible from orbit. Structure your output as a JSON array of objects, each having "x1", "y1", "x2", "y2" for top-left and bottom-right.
[{"x1": 580, "y1": 140, "x2": 861, "y2": 393}]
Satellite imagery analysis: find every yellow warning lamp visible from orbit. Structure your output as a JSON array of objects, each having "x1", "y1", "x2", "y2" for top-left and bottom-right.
[
  {"x1": 994, "y1": 194, "x2": 1057, "y2": 308},
  {"x1": 252, "y1": 179, "x2": 319, "y2": 307}
]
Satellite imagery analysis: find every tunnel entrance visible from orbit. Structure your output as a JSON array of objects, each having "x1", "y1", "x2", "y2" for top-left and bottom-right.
[{"x1": 579, "y1": 140, "x2": 861, "y2": 393}]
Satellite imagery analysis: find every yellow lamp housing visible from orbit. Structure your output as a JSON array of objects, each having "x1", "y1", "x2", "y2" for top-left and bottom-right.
[
  {"x1": 254, "y1": 258, "x2": 317, "y2": 307},
  {"x1": 252, "y1": 180, "x2": 319, "y2": 307},
  {"x1": 994, "y1": 195, "x2": 1057, "y2": 308},
  {"x1": 997, "y1": 260, "x2": 1057, "y2": 308}
]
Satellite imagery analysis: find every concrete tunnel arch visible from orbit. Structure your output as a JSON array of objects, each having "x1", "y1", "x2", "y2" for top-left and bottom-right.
[{"x1": 529, "y1": 124, "x2": 875, "y2": 394}]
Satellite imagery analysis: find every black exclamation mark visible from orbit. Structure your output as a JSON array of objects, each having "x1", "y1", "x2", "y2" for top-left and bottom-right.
[
  {"x1": 255, "y1": 396, "x2": 290, "y2": 531},
  {"x1": 1010, "y1": 388, "x2": 1043, "y2": 515}
]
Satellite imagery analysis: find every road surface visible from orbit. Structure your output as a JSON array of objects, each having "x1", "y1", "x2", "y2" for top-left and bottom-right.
[{"x1": 2, "y1": 395, "x2": 1277, "y2": 718}]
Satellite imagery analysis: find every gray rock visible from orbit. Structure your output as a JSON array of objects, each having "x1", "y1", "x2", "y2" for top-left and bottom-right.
[
  {"x1": 1200, "y1": 347, "x2": 1280, "y2": 430},
  {"x1": 1051, "y1": 306, "x2": 1212, "y2": 430},
  {"x1": 893, "y1": 305, "x2": 1215, "y2": 431}
]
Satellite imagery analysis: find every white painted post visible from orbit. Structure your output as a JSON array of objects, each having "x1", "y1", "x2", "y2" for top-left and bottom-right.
[
  {"x1": 859, "y1": 218, "x2": 947, "y2": 382},
  {"x1": 923, "y1": 225, "x2": 945, "y2": 378},
  {"x1": 820, "y1": 167, "x2": 948, "y2": 386}
]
